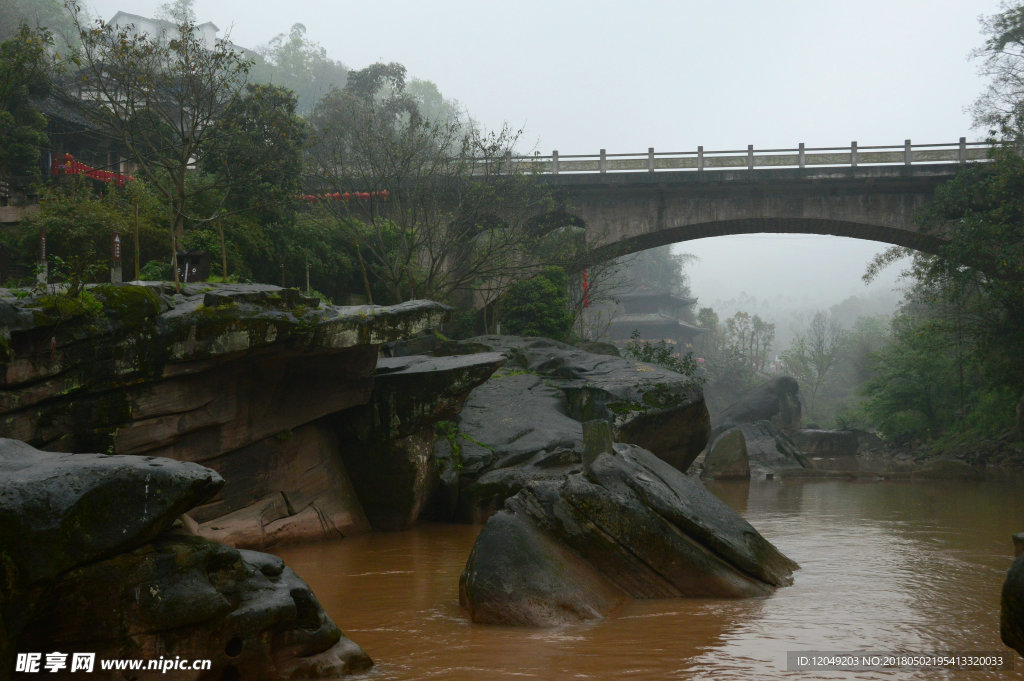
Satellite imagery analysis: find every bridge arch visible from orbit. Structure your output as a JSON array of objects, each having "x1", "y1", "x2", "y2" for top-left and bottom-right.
[
  {"x1": 587, "y1": 216, "x2": 948, "y2": 263},
  {"x1": 539, "y1": 164, "x2": 965, "y2": 265}
]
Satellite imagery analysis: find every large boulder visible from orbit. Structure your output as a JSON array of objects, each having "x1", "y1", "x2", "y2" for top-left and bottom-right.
[
  {"x1": 193, "y1": 421, "x2": 371, "y2": 548},
  {"x1": 1002, "y1": 533, "x2": 1024, "y2": 657},
  {"x1": 460, "y1": 440, "x2": 797, "y2": 627},
  {"x1": 431, "y1": 336, "x2": 710, "y2": 522},
  {"x1": 735, "y1": 421, "x2": 809, "y2": 477},
  {"x1": 0, "y1": 439, "x2": 371, "y2": 679},
  {"x1": 703, "y1": 427, "x2": 750, "y2": 479},
  {"x1": 714, "y1": 376, "x2": 802, "y2": 435},
  {"x1": 19, "y1": 534, "x2": 372, "y2": 680},
  {"x1": 0, "y1": 439, "x2": 223, "y2": 589},
  {"x1": 458, "y1": 511, "x2": 626, "y2": 627}
]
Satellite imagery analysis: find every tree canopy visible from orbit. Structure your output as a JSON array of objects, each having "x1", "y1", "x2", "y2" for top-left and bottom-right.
[
  {"x1": 66, "y1": 1, "x2": 252, "y2": 285},
  {"x1": 0, "y1": 25, "x2": 55, "y2": 185}
]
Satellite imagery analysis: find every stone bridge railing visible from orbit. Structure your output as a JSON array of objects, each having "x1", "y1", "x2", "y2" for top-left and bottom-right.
[{"x1": 485, "y1": 139, "x2": 992, "y2": 175}]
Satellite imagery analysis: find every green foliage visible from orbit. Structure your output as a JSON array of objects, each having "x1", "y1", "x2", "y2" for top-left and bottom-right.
[
  {"x1": 0, "y1": 24, "x2": 55, "y2": 184},
  {"x1": 67, "y1": 2, "x2": 253, "y2": 278},
  {"x1": 139, "y1": 259, "x2": 172, "y2": 281},
  {"x1": 972, "y1": 2, "x2": 1024, "y2": 137},
  {"x1": 250, "y1": 23, "x2": 348, "y2": 114},
  {"x1": 306, "y1": 62, "x2": 558, "y2": 307},
  {"x1": 14, "y1": 179, "x2": 167, "y2": 280},
  {"x1": 500, "y1": 267, "x2": 573, "y2": 341},
  {"x1": 445, "y1": 309, "x2": 479, "y2": 339},
  {"x1": 624, "y1": 330, "x2": 704, "y2": 385},
  {"x1": 859, "y1": 292, "x2": 990, "y2": 443},
  {"x1": 0, "y1": 0, "x2": 77, "y2": 45},
  {"x1": 201, "y1": 83, "x2": 307, "y2": 226},
  {"x1": 37, "y1": 287, "x2": 102, "y2": 320}
]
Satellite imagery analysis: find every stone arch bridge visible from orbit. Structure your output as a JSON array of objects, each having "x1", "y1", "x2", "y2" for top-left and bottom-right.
[{"x1": 507, "y1": 140, "x2": 991, "y2": 260}]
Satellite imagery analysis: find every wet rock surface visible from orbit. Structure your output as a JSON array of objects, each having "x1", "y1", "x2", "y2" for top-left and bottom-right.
[
  {"x1": 335, "y1": 352, "x2": 504, "y2": 530},
  {"x1": 0, "y1": 283, "x2": 451, "y2": 545},
  {"x1": 0, "y1": 439, "x2": 371, "y2": 679},
  {"x1": 713, "y1": 376, "x2": 802, "y2": 436},
  {"x1": 428, "y1": 336, "x2": 710, "y2": 522},
  {"x1": 1003, "y1": 535, "x2": 1024, "y2": 657},
  {"x1": 460, "y1": 441, "x2": 797, "y2": 627},
  {"x1": 736, "y1": 421, "x2": 810, "y2": 477},
  {"x1": 703, "y1": 427, "x2": 750, "y2": 479}
]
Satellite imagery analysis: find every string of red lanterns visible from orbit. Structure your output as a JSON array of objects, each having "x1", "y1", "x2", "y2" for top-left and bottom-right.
[
  {"x1": 299, "y1": 190, "x2": 390, "y2": 203},
  {"x1": 51, "y1": 153, "x2": 389, "y2": 204},
  {"x1": 52, "y1": 153, "x2": 134, "y2": 186}
]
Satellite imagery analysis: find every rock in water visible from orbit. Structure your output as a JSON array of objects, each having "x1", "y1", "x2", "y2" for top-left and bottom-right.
[
  {"x1": 735, "y1": 421, "x2": 809, "y2": 477},
  {"x1": 0, "y1": 438, "x2": 371, "y2": 678},
  {"x1": 459, "y1": 512, "x2": 626, "y2": 627},
  {"x1": 714, "y1": 376, "x2": 802, "y2": 435},
  {"x1": 431, "y1": 336, "x2": 711, "y2": 522},
  {"x1": 1003, "y1": 544, "x2": 1024, "y2": 657},
  {"x1": 703, "y1": 427, "x2": 750, "y2": 480},
  {"x1": 460, "y1": 443, "x2": 797, "y2": 626},
  {"x1": 19, "y1": 535, "x2": 373, "y2": 680}
]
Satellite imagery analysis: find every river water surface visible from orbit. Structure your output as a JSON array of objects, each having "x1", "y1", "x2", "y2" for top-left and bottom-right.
[{"x1": 273, "y1": 479, "x2": 1024, "y2": 680}]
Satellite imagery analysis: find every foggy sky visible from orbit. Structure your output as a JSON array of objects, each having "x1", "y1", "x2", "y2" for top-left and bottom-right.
[{"x1": 83, "y1": 0, "x2": 1004, "y2": 323}]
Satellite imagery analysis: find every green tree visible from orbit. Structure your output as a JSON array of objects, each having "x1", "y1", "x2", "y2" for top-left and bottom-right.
[
  {"x1": 250, "y1": 23, "x2": 347, "y2": 114},
  {"x1": 14, "y1": 176, "x2": 167, "y2": 283},
  {"x1": 66, "y1": 2, "x2": 252, "y2": 287},
  {"x1": 0, "y1": 25, "x2": 55, "y2": 187},
  {"x1": 972, "y1": 1, "x2": 1024, "y2": 138},
  {"x1": 857, "y1": 286, "x2": 1002, "y2": 444},
  {"x1": 0, "y1": 0, "x2": 76, "y2": 45},
  {"x1": 866, "y1": 148, "x2": 1024, "y2": 390},
  {"x1": 781, "y1": 311, "x2": 847, "y2": 420},
  {"x1": 306, "y1": 61, "x2": 555, "y2": 307},
  {"x1": 406, "y1": 78, "x2": 462, "y2": 127},
  {"x1": 853, "y1": 4, "x2": 1024, "y2": 443},
  {"x1": 200, "y1": 83, "x2": 307, "y2": 276},
  {"x1": 500, "y1": 266, "x2": 573, "y2": 341}
]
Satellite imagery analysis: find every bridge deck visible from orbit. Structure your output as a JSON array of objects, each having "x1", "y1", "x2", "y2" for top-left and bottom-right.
[{"x1": 493, "y1": 140, "x2": 992, "y2": 176}]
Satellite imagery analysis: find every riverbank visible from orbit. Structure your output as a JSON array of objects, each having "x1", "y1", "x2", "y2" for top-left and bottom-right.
[{"x1": 853, "y1": 429, "x2": 1024, "y2": 479}]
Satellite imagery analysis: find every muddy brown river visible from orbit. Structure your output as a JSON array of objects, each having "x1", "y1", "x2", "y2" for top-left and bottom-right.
[{"x1": 273, "y1": 479, "x2": 1024, "y2": 680}]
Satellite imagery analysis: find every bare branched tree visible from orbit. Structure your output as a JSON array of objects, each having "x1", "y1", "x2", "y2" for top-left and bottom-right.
[
  {"x1": 971, "y1": 2, "x2": 1024, "y2": 139},
  {"x1": 64, "y1": 1, "x2": 251, "y2": 287},
  {"x1": 306, "y1": 62, "x2": 562, "y2": 308}
]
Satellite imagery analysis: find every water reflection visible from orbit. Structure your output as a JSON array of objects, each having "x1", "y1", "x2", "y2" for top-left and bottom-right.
[{"x1": 272, "y1": 479, "x2": 1024, "y2": 680}]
